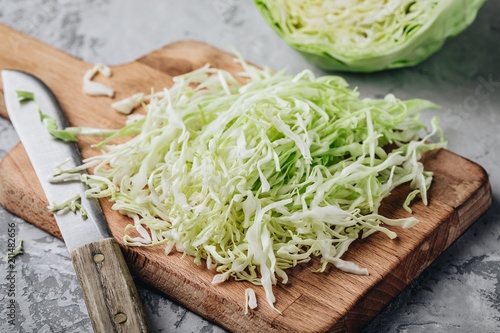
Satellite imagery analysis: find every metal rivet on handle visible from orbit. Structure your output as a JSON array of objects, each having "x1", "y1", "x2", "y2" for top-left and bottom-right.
[
  {"x1": 114, "y1": 312, "x2": 128, "y2": 324},
  {"x1": 93, "y1": 253, "x2": 105, "y2": 263}
]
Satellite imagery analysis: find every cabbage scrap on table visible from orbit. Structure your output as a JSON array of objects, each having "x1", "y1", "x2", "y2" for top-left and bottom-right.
[
  {"x1": 57, "y1": 61, "x2": 445, "y2": 312},
  {"x1": 255, "y1": 0, "x2": 485, "y2": 72}
]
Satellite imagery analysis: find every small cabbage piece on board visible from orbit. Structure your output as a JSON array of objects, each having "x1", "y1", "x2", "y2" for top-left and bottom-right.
[
  {"x1": 73, "y1": 62, "x2": 445, "y2": 312},
  {"x1": 254, "y1": 0, "x2": 485, "y2": 72}
]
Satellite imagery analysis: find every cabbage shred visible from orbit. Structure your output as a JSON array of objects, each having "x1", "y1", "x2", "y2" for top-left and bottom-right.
[{"x1": 69, "y1": 62, "x2": 445, "y2": 311}]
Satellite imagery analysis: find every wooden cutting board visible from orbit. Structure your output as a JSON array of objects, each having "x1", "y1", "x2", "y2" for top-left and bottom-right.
[{"x1": 0, "y1": 24, "x2": 492, "y2": 332}]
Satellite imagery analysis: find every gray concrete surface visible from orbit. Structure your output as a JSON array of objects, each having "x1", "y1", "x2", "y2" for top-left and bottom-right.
[{"x1": 0, "y1": 0, "x2": 499, "y2": 332}]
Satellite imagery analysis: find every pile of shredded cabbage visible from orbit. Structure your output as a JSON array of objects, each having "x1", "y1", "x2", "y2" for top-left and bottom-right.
[{"x1": 62, "y1": 61, "x2": 445, "y2": 311}]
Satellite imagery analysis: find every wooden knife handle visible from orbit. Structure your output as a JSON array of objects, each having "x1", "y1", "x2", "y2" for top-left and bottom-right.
[{"x1": 71, "y1": 238, "x2": 150, "y2": 333}]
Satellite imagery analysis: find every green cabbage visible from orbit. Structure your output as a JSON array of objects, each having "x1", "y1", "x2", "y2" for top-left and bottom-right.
[
  {"x1": 255, "y1": 0, "x2": 485, "y2": 72},
  {"x1": 55, "y1": 61, "x2": 445, "y2": 311}
]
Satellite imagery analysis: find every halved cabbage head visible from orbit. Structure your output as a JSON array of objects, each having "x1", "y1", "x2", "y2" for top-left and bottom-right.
[{"x1": 255, "y1": 0, "x2": 485, "y2": 72}]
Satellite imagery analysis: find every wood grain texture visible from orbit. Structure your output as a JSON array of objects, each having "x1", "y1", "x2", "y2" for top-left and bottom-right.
[
  {"x1": 71, "y1": 238, "x2": 150, "y2": 333},
  {"x1": 0, "y1": 24, "x2": 493, "y2": 332}
]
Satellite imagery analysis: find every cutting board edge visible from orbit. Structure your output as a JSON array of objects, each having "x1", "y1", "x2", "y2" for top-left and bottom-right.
[{"x1": 0, "y1": 145, "x2": 62, "y2": 237}]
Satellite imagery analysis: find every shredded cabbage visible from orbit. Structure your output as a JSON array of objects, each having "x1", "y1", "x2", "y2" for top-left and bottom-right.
[
  {"x1": 48, "y1": 192, "x2": 88, "y2": 220},
  {"x1": 83, "y1": 63, "x2": 115, "y2": 97},
  {"x1": 255, "y1": 0, "x2": 486, "y2": 72},
  {"x1": 38, "y1": 110, "x2": 118, "y2": 142},
  {"x1": 7, "y1": 239, "x2": 24, "y2": 260},
  {"x1": 112, "y1": 92, "x2": 165, "y2": 114},
  {"x1": 57, "y1": 62, "x2": 445, "y2": 311},
  {"x1": 16, "y1": 90, "x2": 35, "y2": 103},
  {"x1": 245, "y1": 288, "x2": 258, "y2": 314}
]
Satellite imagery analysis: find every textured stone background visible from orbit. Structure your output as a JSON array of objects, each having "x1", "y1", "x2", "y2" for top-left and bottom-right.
[{"x1": 0, "y1": 1, "x2": 499, "y2": 332}]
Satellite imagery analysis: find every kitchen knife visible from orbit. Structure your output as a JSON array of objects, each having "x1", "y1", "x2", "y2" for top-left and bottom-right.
[{"x1": 2, "y1": 70, "x2": 150, "y2": 333}]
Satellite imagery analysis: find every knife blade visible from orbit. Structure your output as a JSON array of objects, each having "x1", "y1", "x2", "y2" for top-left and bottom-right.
[{"x1": 2, "y1": 69, "x2": 150, "y2": 333}]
